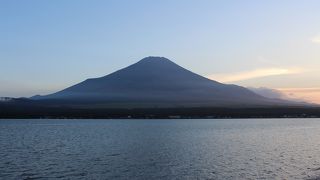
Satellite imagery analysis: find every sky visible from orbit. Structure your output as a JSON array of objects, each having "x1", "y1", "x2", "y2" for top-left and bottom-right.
[{"x1": 1, "y1": 0, "x2": 320, "y2": 103}]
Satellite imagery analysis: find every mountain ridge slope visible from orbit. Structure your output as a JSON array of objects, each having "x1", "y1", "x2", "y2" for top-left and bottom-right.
[{"x1": 31, "y1": 56, "x2": 303, "y2": 107}]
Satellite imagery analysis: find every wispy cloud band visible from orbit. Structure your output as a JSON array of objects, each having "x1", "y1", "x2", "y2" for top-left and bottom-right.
[{"x1": 207, "y1": 67, "x2": 303, "y2": 83}]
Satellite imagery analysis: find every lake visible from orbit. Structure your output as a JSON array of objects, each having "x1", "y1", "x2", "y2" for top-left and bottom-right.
[{"x1": 1, "y1": 119, "x2": 320, "y2": 179}]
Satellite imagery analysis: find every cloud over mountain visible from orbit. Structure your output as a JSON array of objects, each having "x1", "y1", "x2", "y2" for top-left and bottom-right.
[{"x1": 207, "y1": 67, "x2": 303, "y2": 83}]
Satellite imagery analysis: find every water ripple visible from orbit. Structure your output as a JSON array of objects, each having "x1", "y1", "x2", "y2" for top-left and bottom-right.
[{"x1": 1, "y1": 119, "x2": 320, "y2": 179}]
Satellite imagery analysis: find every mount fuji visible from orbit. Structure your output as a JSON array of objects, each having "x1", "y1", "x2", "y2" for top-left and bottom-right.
[{"x1": 30, "y1": 56, "x2": 302, "y2": 108}]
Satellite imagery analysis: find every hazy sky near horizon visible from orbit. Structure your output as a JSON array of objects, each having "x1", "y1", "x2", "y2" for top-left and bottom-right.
[{"x1": 1, "y1": 0, "x2": 320, "y2": 103}]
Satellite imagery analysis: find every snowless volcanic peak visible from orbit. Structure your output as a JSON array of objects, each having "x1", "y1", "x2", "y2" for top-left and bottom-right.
[{"x1": 32, "y1": 56, "x2": 302, "y2": 107}]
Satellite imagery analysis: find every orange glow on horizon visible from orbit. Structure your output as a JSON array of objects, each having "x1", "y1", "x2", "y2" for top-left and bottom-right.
[{"x1": 278, "y1": 88, "x2": 320, "y2": 104}]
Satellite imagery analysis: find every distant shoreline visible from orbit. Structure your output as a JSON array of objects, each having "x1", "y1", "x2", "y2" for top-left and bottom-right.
[
  {"x1": 0, "y1": 117, "x2": 320, "y2": 121},
  {"x1": 1, "y1": 104, "x2": 320, "y2": 119}
]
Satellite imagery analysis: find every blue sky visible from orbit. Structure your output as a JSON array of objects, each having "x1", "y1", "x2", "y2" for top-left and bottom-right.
[{"x1": 1, "y1": 0, "x2": 320, "y2": 102}]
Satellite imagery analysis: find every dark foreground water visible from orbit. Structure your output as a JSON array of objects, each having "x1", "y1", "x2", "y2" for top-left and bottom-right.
[{"x1": 1, "y1": 119, "x2": 320, "y2": 180}]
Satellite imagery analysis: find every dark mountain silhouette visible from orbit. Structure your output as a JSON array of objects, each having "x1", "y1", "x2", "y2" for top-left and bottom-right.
[{"x1": 31, "y1": 56, "x2": 304, "y2": 107}]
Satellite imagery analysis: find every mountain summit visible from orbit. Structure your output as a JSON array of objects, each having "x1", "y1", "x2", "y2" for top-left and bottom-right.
[{"x1": 32, "y1": 56, "x2": 297, "y2": 107}]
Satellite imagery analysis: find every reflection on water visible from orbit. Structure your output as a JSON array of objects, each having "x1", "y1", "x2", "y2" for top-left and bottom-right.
[{"x1": 1, "y1": 119, "x2": 320, "y2": 179}]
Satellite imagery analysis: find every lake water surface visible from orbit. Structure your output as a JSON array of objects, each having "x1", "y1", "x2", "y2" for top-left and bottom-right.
[{"x1": 1, "y1": 119, "x2": 320, "y2": 179}]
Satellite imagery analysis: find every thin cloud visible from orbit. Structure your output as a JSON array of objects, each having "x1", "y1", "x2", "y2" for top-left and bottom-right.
[
  {"x1": 279, "y1": 87, "x2": 320, "y2": 93},
  {"x1": 207, "y1": 67, "x2": 303, "y2": 83},
  {"x1": 277, "y1": 88, "x2": 320, "y2": 104},
  {"x1": 248, "y1": 87, "x2": 287, "y2": 99},
  {"x1": 248, "y1": 87, "x2": 320, "y2": 104},
  {"x1": 311, "y1": 34, "x2": 320, "y2": 43}
]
